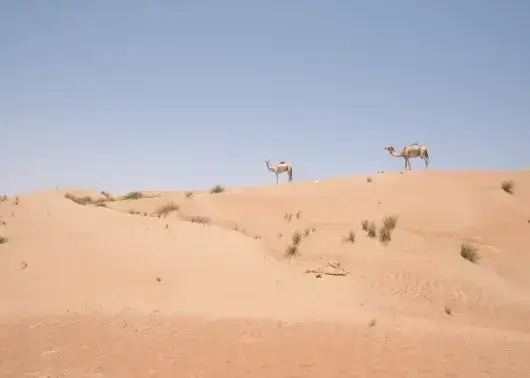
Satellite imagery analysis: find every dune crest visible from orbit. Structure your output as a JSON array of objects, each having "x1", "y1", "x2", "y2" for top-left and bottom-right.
[{"x1": 1, "y1": 170, "x2": 530, "y2": 377}]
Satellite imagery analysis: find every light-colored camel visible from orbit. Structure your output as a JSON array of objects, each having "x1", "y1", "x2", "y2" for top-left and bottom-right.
[
  {"x1": 265, "y1": 160, "x2": 293, "y2": 184},
  {"x1": 384, "y1": 143, "x2": 430, "y2": 170}
]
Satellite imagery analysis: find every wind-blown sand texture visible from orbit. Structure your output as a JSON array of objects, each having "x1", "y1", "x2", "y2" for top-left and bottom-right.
[{"x1": 1, "y1": 170, "x2": 530, "y2": 377}]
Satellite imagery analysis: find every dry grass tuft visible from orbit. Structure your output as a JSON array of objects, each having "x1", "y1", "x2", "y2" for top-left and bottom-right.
[
  {"x1": 121, "y1": 191, "x2": 144, "y2": 200},
  {"x1": 501, "y1": 180, "x2": 515, "y2": 194},
  {"x1": 14, "y1": 196, "x2": 19, "y2": 205},
  {"x1": 189, "y1": 216, "x2": 210, "y2": 224},
  {"x1": 291, "y1": 230, "x2": 303, "y2": 245},
  {"x1": 284, "y1": 243, "x2": 299, "y2": 258},
  {"x1": 284, "y1": 212, "x2": 293, "y2": 222},
  {"x1": 296, "y1": 210, "x2": 303, "y2": 220},
  {"x1": 366, "y1": 221, "x2": 377, "y2": 238},
  {"x1": 377, "y1": 226, "x2": 392, "y2": 245},
  {"x1": 303, "y1": 228, "x2": 311, "y2": 237},
  {"x1": 361, "y1": 219, "x2": 369, "y2": 231},
  {"x1": 368, "y1": 318, "x2": 377, "y2": 327},
  {"x1": 0, "y1": 236, "x2": 7, "y2": 244},
  {"x1": 184, "y1": 191, "x2": 194, "y2": 199},
  {"x1": 366, "y1": 176, "x2": 372, "y2": 183},
  {"x1": 210, "y1": 185, "x2": 225, "y2": 194},
  {"x1": 128, "y1": 209, "x2": 140, "y2": 215},
  {"x1": 444, "y1": 305, "x2": 452, "y2": 316},
  {"x1": 154, "y1": 202, "x2": 180, "y2": 217},
  {"x1": 382, "y1": 214, "x2": 398, "y2": 230},
  {"x1": 460, "y1": 242, "x2": 479, "y2": 263},
  {"x1": 343, "y1": 230, "x2": 356, "y2": 243}
]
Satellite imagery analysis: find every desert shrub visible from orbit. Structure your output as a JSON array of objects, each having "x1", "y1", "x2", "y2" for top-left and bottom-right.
[
  {"x1": 501, "y1": 180, "x2": 514, "y2": 194},
  {"x1": 121, "y1": 191, "x2": 144, "y2": 200},
  {"x1": 154, "y1": 202, "x2": 180, "y2": 217},
  {"x1": 210, "y1": 185, "x2": 225, "y2": 194}
]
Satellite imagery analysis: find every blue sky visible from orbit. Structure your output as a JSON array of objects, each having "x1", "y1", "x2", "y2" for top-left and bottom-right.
[{"x1": 1, "y1": 0, "x2": 529, "y2": 195}]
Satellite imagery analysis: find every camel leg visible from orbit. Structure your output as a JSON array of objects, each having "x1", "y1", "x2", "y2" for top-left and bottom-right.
[
  {"x1": 424, "y1": 158, "x2": 429, "y2": 170},
  {"x1": 276, "y1": 172, "x2": 279, "y2": 185}
]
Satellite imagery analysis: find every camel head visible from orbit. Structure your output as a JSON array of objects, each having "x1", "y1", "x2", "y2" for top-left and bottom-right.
[{"x1": 384, "y1": 146, "x2": 395, "y2": 153}]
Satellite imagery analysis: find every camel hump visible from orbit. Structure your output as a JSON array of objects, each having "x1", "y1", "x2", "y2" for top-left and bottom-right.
[{"x1": 278, "y1": 161, "x2": 286, "y2": 164}]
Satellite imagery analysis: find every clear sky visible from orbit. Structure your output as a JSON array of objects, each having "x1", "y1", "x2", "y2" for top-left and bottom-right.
[{"x1": 1, "y1": 0, "x2": 529, "y2": 195}]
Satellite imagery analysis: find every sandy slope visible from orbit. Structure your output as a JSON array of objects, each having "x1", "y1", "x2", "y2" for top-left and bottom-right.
[{"x1": 1, "y1": 170, "x2": 530, "y2": 377}]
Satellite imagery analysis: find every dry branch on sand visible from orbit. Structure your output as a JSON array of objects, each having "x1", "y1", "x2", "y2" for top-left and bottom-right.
[{"x1": 305, "y1": 262, "x2": 349, "y2": 277}]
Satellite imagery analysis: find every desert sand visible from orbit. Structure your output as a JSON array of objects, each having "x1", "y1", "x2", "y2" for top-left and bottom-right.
[{"x1": 1, "y1": 170, "x2": 530, "y2": 377}]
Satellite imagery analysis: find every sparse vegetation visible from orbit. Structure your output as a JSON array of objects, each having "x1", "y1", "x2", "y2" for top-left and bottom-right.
[
  {"x1": 343, "y1": 230, "x2": 356, "y2": 243},
  {"x1": 96, "y1": 202, "x2": 107, "y2": 207},
  {"x1": 284, "y1": 229, "x2": 309, "y2": 259},
  {"x1": 64, "y1": 193, "x2": 94, "y2": 205},
  {"x1": 296, "y1": 210, "x2": 303, "y2": 220},
  {"x1": 210, "y1": 185, "x2": 225, "y2": 194},
  {"x1": 278, "y1": 232, "x2": 283, "y2": 238},
  {"x1": 501, "y1": 180, "x2": 515, "y2": 194},
  {"x1": 64, "y1": 193, "x2": 108, "y2": 206},
  {"x1": 366, "y1": 221, "x2": 377, "y2": 238},
  {"x1": 368, "y1": 318, "x2": 377, "y2": 327},
  {"x1": 121, "y1": 191, "x2": 144, "y2": 200},
  {"x1": 14, "y1": 196, "x2": 19, "y2": 205},
  {"x1": 0, "y1": 236, "x2": 7, "y2": 244},
  {"x1": 185, "y1": 191, "x2": 194, "y2": 199},
  {"x1": 284, "y1": 212, "x2": 293, "y2": 222},
  {"x1": 460, "y1": 242, "x2": 479, "y2": 263},
  {"x1": 366, "y1": 176, "x2": 372, "y2": 183},
  {"x1": 361, "y1": 219, "x2": 369, "y2": 231},
  {"x1": 284, "y1": 243, "x2": 299, "y2": 258},
  {"x1": 444, "y1": 305, "x2": 452, "y2": 316},
  {"x1": 292, "y1": 230, "x2": 303, "y2": 245},
  {"x1": 154, "y1": 202, "x2": 180, "y2": 217},
  {"x1": 128, "y1": 209, "x2": 141, "y2": 215},
  {"x1": 377, "y1": 226, "x2": 392, "y2": 245},
  {"x1": 189, "y1": 216, "x2": 210, "y2": 224},
  {"x1": 254, "y1": 235, "x2": 262, "y2": 239},
  {"x1": 382, "y1": 215, "x2": 398, "y2": 230},
  {"x1": 303, "y1": 228, "x2": 311, "y2": 237}
]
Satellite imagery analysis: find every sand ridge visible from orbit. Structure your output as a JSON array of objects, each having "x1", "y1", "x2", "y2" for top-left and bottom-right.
[{"x1": 1, "y1": 170, "x2": 530, "y2": 376}]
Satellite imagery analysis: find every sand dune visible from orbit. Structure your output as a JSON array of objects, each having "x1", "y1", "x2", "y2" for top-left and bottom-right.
[{"x1": 1, "y1": 170, "x2": 530, "y2": 377}]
